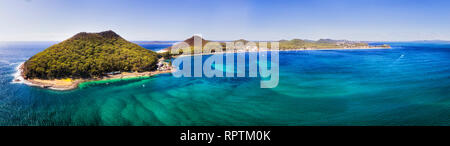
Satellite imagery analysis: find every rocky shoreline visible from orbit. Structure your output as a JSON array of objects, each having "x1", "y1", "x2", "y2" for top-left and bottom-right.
[{"x1": 14, "y1": 62, "x2": 173, "y2": 91}]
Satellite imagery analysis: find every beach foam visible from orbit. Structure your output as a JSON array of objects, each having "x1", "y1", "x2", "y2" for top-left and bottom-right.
[{"x1": 11, "y1": 62, "x2": 29, "y2": 84}]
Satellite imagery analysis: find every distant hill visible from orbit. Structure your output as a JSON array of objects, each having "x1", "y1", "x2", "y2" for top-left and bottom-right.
[
  {"x1": 24, "y1": 30, "x2": 158, "y2": 79},
  {"x1": 161, "y1": 36, "x2": 380, "y2": 55},
  {"x1": 279, "y1": 39, "x2": 369, "y2": 49},
  {"x1": 162, "y1": 35, "x2": 209, "y2": 54},
  {"x1": 182, "y1": 35, "x2": 209, "y2": 46}
]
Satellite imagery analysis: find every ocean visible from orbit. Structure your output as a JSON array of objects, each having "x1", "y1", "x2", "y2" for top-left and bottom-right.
[{"x1": 0, "y1": 41, "x2": 449, "y2": 126}]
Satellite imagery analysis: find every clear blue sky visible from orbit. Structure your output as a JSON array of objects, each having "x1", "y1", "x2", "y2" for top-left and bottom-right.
[{"x1": 1, "y1": 0, "x2": 449, "y2": 41}]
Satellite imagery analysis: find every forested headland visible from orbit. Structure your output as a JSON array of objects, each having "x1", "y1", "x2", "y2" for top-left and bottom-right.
[{"x1": 23, "y1": 30, "x2": 159, "y2": 79}]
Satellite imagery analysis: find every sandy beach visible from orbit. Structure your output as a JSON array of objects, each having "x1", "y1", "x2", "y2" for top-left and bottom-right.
[{"x1": 14, "y1": 62, "x2": 173, "y2": 91}]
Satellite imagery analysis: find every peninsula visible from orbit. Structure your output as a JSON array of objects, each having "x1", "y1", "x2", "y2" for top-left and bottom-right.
[{"x1": 160, "y1": 36, "x2": 390, "y2": 56}]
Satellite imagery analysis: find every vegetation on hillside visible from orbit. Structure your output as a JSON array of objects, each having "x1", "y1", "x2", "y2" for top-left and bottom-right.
[
  {"x1": 278, "y1": 39, "x2": 369, "y2": 49},
  {"x1": 24, "y1": 30, "x2": 158, "y2": 79},
  {"x1": 164, "y1": 36, "x2": 378, "y2": 55}
]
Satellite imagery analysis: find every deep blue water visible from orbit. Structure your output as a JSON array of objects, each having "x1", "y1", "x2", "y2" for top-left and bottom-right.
[
  {"x1": 136, "y1": 43, "x2": 172, "y2": 52},
  {"x1": 0, "y1": 41, "x2": 449, "y2": 126}
]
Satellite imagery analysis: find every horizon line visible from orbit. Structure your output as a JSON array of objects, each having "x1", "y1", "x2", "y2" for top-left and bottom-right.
[{"x1": 1, "y1": 39, "x2": 450, "y2": 43}]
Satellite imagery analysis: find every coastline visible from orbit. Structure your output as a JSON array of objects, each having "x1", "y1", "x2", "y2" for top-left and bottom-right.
[
  {"x1": 172, "y1": 46, "x2": 391, "y2": 57},
  {"x1": 14, "y1": 62, "x2": 173, "y2": 91}
]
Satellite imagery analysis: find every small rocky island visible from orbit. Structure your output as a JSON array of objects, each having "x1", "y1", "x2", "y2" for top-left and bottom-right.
[{"x1": 19, "y1": 30, "x2": 172, "y2": 90}]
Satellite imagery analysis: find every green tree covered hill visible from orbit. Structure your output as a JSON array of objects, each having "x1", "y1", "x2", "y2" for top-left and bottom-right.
[{"x1": 24, "y1": 30, "x2": 158, "y2": 79}]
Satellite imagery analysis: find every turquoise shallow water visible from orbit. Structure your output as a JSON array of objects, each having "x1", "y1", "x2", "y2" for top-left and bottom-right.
[{"x1": 0, "y1": 42, "x2": 449, "y2": 126}]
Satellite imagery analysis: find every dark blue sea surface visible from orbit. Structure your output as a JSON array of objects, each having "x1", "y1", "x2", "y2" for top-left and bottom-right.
[
  {"x1": 135, "y1": 43, "x2": 172, "y2": 52},
  {"x1": 0, "y1": 41, "x2": 449, "y2": 125}
]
